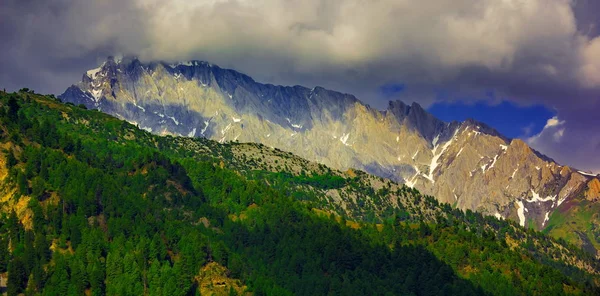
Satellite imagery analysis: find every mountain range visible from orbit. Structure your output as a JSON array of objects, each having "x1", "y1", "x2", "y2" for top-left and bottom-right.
[{"x1": 59, "y1": 56, "x2": 600, "y2": 254}]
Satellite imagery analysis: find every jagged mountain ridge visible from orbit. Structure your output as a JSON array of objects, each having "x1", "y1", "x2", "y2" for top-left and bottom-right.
[{"x1": 59, "y1": 56, "x2": 600, "y2": 248}]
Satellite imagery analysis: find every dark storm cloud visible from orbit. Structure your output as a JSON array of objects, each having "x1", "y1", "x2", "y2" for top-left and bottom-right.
[
  {"x1": 574, "y1": 0, "x2": 600, "y2": 37},
  {"x1": 0, "y1": 0, "x2": 146, "y2": 94},
  {"x1": 0, "y1": 0, "x2": 599, "y2": 172}
]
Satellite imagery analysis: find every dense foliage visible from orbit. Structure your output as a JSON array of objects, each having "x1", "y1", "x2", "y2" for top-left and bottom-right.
[{"x1": 0, "y1": 90, "x2": 598, "y2": 295}]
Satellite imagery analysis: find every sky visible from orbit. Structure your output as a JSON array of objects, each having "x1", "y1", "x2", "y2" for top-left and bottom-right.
[
  {"x1": 0, "y1": 0, "x2": 599, "y2": 173},
  {"x1": 428, "y1": 101, "x2": 556, "y2": 139}
]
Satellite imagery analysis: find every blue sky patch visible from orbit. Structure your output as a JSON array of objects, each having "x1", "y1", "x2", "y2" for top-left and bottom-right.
[
  {"x1": 378, "y1": 83, "x2": 405, "y2": 97},
  {"x1": 427, "y1": 101, "x2": 556, "y2": 139}
]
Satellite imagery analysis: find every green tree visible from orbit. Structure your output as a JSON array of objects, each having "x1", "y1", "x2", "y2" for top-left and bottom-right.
[
  {"x1": 7, "y1": 95, "x2": 19, "y2": 121},
  {"x1": 7, "y1": 257, "x2": 27, "y2": 296},
  {"x1": 17, "y1": 170, "x2": 29, "y2": 196},
  {"x1": 6, "y1": 148, "x2": 17, "y2": 168}
]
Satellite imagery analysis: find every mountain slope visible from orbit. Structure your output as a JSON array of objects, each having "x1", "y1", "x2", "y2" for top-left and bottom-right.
[
  {"x1": 59, "y1": 57, "x2": 600, "y2": 254},
  {"x1": 2, "y1": 89, "x2": 600, "y2": 295}
]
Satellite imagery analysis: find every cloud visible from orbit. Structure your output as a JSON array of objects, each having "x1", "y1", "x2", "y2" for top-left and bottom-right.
[
  {"x1": 126, "y1": 0, "x2": 600, "y2": 110},
  {"x1": 2, "y1": 0, "x2": 598, "y2": 101},
  {"x1": 546, "y1": 117, "x2": 566, "y2": 129},
  {"x1": 528, "y1": 108, "x2": 600, "y2": 174},
  {"x1": 580, "y1": 36, "x2": 600, "y2": 87},
  {"x1": 527, "y1": 116, "x2": 565, "y2": 143},
  {"x1": 0, "y1": 0, "x2": 599, "y2": 171}
]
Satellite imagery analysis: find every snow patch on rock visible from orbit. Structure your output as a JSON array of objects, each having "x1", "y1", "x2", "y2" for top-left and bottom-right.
[
  {"x1": 557, "y1": 195, "x2": 568, "y2": 207},
  {"x1": 485, "y1": 154, "x2": 499, "y2": 172},
  {"x1": 188, "y1": 128, "x2": 196, "y2": 137},
  {"x1": 405, "y1": 166, "x2": 421, "y2": 188},
  {"x1": 201, "y1": 120, "x2": 210, "y2": 135},
  {"x1": 340, "y1": 133, "x2": 350, "y2": 146},
  {"x1": 432, "y1": 134, "x2": 440, "y2": 146},
  {"x1": 221, "y1": 123, "x2": 232, "y2": 135},
  {"x1": 527, "y1": 190, "x2": 556, "y2": 203},
  {"x1": 481, "y1": 163, "x2": 488, "y2": 173},
  {"x1": 516, "y1": 200, "x2": 526, "y2": 227},
  {"x1": 412, "y1": 150, "x2": 419, "y2": 160},
  {"x1": 456, "y1": 147, "x2": 464, "y2": 157},
  {"x1": 425, "y1": 138, "x2": 453, "y2": 183},
  {"x1": 286, "y1": 118, "x2": 303, "y2": 129},
  {"x1": 86, "y1": 66, "x2": 103, "y2": 79},
  {"x1": 511, "y1": 166, "x2": 519, "y2": 179},
  {"x1": 91, "y1": 89, "x2": 103, "y2": 102},
  {"x1": 134, "y1": 103, "x2": 145, "y2": 112},
  {"x1": 578, "y1": 170, "x2": 598, "y2": 177},
  {"x1": 170, "y1": 117, "x2": 179, "y2": 125}
]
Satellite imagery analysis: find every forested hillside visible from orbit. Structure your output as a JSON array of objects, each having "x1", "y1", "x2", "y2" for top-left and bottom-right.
[
  {"x1": 60, "y1": 57, "x2": 600, "y2": 245},
  {"x1": 0, "y1": 89, "x2": 599, "y2": 295}
]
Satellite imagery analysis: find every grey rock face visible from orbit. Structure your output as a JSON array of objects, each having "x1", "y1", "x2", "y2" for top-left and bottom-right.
[{"x1": 60, "y1": 56, "x2": 598, "y2": 231}]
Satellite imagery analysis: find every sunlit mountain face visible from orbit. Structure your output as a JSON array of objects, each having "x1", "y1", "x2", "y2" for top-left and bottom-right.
[{"x1": 60, "y1": 56, "x2": 600, "y2": 243}]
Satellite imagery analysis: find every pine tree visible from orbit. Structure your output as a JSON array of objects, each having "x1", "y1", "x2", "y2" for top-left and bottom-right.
[
  {"x1": 7, "y1": 211, "x2": 21, "y2": 248},
  {"x1": 0, "y1": 238, "x2": 9, "y2": 272},
  {"x1": 106, "y1": 251, "x2": 123, "y2": 282},
  {"x1": 6, "y1": 148, "x2": 17, "y2": 168},
  {"x1": 23, "y1": 230, "x2": 36, "y2": 272},
  {"x1": 7, "y1": 95, "x2": 19, "y2": 121},
  {"x1": 88, "y1": 261, "x2": 105, "y2": 296},
  {"x1": 31, "y1": 262, "x2": 46, "y2": 292},
  {"x1": 69, "y1": 258, "x2": 88, "y2": 295},
  {"x1": 7, "y1": 257, "x2": 27, "y2": 296},
  {"x1": 17, "y1": 171, "x2": 29, "y2": 196},
  {"x1": 147, "y1": 260, "x2": 162, "y2": 295}
]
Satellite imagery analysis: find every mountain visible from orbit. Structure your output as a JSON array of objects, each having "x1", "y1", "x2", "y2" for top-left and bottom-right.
[
  {"x1": 60, "y1": 57, "x2": 600, "y2": 254},
  {"x1": 2, "y1": 89, "x2": 600, "y2": 295}
]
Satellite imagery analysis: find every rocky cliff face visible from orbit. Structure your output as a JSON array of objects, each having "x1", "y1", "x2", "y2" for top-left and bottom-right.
[{"x1": 60, "y1": 57, "x2": 600, "y2": 237}]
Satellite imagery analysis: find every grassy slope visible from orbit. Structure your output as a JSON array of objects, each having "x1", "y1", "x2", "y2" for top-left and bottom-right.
[{"x1": 545, "y1": 197, "x2": 600, "y2": 254}]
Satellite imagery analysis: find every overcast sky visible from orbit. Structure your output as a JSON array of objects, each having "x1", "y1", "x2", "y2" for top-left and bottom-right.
[{"x1": 1, "y1": 0, "x2": 599, "y2": 173}]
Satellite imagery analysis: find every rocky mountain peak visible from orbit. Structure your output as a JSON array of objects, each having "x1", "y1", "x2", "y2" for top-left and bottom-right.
[
  {"x1": 460, "y1": 118, "x2": 508, "y2": 142},
  {"x1": 405, "y1": 102, "x2": 447, "y2": 142},
  {"x1": 386, "y1": 100, "x2": 410, "y2": 119}
]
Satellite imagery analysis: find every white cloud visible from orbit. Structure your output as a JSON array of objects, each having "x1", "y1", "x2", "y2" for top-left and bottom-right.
[
  {"x1": 124, "y1": 0, "x2": 598, "y2": 90},
  {"x1": 545, "y1": 116, "x2": 566, "y2": 129},
  {"x1": 579, "y1": 36, "x2": 600, "y2": 87},
  {"x1": 527, "y1": 116, "x2": 566, "y2": 144},
  {"x1": 528, "y1": 115, "x2": 600, "y2": 174},
  {"x1": 3, "y1": 0, "x2": 600, "y2": 101},
  {"x1": 553, "y1": 128, "x2": 565, "y2": 142},
  {"x1": 2, "y1": 0, "x2": 600, "y2": 173}
]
